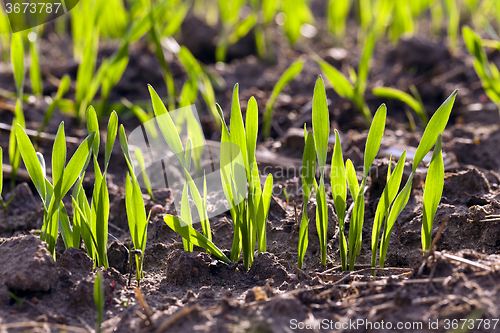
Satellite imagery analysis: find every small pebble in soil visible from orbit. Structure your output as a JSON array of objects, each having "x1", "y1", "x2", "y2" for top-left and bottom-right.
[{"x1": 150, "y1": 204, "x2": 164, "y2": 216}]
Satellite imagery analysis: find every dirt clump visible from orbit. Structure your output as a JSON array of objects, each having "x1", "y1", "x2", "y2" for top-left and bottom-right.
[
  {"x1": 165, "y1": 249, "x2": 213, "y2": 285},
  {"x1": 57, "y1": 247, "x2": 94, "y2": 274},
  {"x1": 0, "y1": 234, "x2": 59, "y2": 292},
  {"x1": 249, "y1": 252, "x2": 289, "y2": 286},
  {"x1": 443, "y1": 167, "x2": 491, "y2": 204}
]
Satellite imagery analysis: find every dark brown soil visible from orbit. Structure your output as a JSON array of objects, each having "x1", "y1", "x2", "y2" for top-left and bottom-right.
[{"x1": 1, "y1": 5, "x2": 500, "y2": 333}]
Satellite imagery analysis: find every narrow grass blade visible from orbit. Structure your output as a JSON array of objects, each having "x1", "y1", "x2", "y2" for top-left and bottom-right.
[
  {"x1": 298, "y1": 131, "x2": 316, "y2": 269},
  {"x1": 29, "y1": 32, "x2": 43, "y2": 96},
  {"x1": 9, "y1": 100, "x2": 26, "y2": 187},
  {"x1": 52, "y1": 123, "x2": 66, "y2": 195},
  {"x1": 357, "y1": 31, "x2": 376, "y2": 96},
  {"x1": 327, "y1": 0, "x2": 351, "y2": 36},
  {"x1": 246, "y1": 97, "x2": 258, "y2": 166},
  {"x1": 345, "y1": 159, "x2": 359, "y2": 200},
  {"x1": 86, "y1": 106, "x2": 100, "y2": 155},
  {"x1": 94, "y1": 271, "x2": 104, "y2": 333},
  {"x1": 317, "y1": 61, "x2": 355, "y2": 100},
  {"x1": 422, "y1": 135, "x2": 444, "y2": 251},
  {"x1": 95, "y1": 174, "x2": 109, "y2": 268},
  {"x1": 58, "y1": 203, "x2": 74, "y2": 249},
  {"x1": 134, "y1": 149, "x2": 155, "y2": 201},
  {"x1": 119, "y1": 125, "x2": 135, "y2": 177},
  {"x1": 259, "y1": 174, "x2": 273, "y2": 251},
  {"x1": 413, "y1": 90, "x2": 457, "y2": 172},
  {"x1": 125, "y1": 172, "x2": 148, "y2": 279},
  {"x1": 104, "y1": 111, "x2": 118, "y2": 172},
  {"x1": 371, "y1": 151, "x2": 406, "y2": 270},
  {"x1": 164, "y1": 215, "x2": 230, "y2": 263},
  {"x1": 331, "y1": 129, "x2": 347, "y2": 270},
  {"x1": 373, "y1": 87, "x2": 428, "y2": 125},
  {"x1": 316, "y1": 177, "x2": 328, "y2": 265},
  {"x1": 14, "y1": 125, "x2": 46, "y2": 200},
  {"x1": 312, "y1": 76, "x2": 330, "y2": 172},
  {"x1": 60, "y1": 132, "x2": 96, "y2": 197},
  {"x1": 331, "y1": 130, "x2": 346, "y2": 222},
  {"x1": 148, "y1": 85, "x2": 185, "y2": 162},
  {"x1": 263, "y1": 60, "x2": 303, "y2": 138},
  {"x1": 363, "y1": 104, "x2": 386, "y2": 178},
  {"x1": 302, "y1": 131, "x2": 316, "y2": 200},
  {"x1": 229, "y1": 84, "x2": 249, "y2": 175}
]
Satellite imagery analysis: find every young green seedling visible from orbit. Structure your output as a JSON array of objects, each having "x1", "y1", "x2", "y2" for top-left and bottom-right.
[
  {"x1": 348, "y1": 104, "x2": 386, "y2": 270},
  {"x1": 378, "y1": 91, "x2": 457, "y2": 268},
  {"x1": 15, "y1": 123, "x2": 96, "y2": 258},
  {"x1": 421, "y1": 134, "x2": 444, "y2": 251},
  {"x1": 118, "y1": 124, "x2": 150, "y2": 280},
  {"x1": 164, "y1": 215, "x2": 230, "y2": 263},
  {"x1": 218, "y1": 85, "x2": 274, "y2": 269},
  {"x1": 9, "y1": 292, "x2": 25, "y2": 310},
  {"x1": 125, "y1": 172, "x2": 150, "y2": 281},
  {"x1": 312, "y1": 75, "x2": 330, "y2": 265},
  {"x1": 297, "y1": 129, "x2": 316, "y2": 269},
  {"x1": 330, "y1": 130, "x2": 347, "y2": 270},
  {"x1": 462, "y1": 26, "x2": 500, "y2": 107},
  {"x1": 263, "y1": 60, "x2": 304, "y2": 138},
  {"x1": 148, "y1": 85, "x2": 214, "y2": 243},
  {"x1": 283, "y1": 187, "x2": 290, "y2": 206},
  {"x1": 371, "y1": 152, "x2": 406, "y2": 273},
  {"x1": 146, "y1": 86, "x2": 230, "y2": 262},
  {"x1": 72, "y1": 107, "x2": 118, "y2": 268}
]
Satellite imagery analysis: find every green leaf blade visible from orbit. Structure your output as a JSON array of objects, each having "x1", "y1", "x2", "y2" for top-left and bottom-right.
[
  {"x1": 312, "y1": 76, "x2": 330, "y2": 171},
  {"x1": 413, "y1": 90, "x2": 457, "y2": 171},
  {"x1": 364, "y1": 104, "x2": 386, "y2": 178},
  {"x1": 422, "y1": 135, "x2": 444, "y2": 250},
  {"x1": 164, "y1": 215, "x2": 230, "y2": 263}
]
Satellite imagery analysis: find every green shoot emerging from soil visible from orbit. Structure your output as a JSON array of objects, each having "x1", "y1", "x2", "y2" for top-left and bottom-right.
[
  {"x1": 348, "y1": 103, "x2": 386, "y2": 270},
  {"x1": 94, "y1": 271, "x2": 104, "y2": 333},
  {"x1": 377, "y1": 90, "x2": 457, "y2": 269},
  {"x1": 16, "y1": 123, "x2": 95, "y2": 258},
  {"x1": 330, "y1": 129, "x2": 347, "y2": 270},
  {"x1": 312, "y1": 76, "x2": 330, "y2": 265},
  {"x1": 298, "y1": 128, "x2": 316, "y2": 269},
  {"x1": 119, "y1": 125, "x2": 150, "y2": 281},
  {"x1": 421, "y1": 134, "x2": 444, "y2": 251},
  {"x1": 218, "y1": 84, "x2": 274, "y2": 269},
  {"x1": 71, "y1": 107, "x2": 118, "y2": 268},
  {"x1": 300, "y1": 77, "x2": 457, "y2": 270},
  {"x1": 146, "y1": 85, "x2": 229, "y2": 264}
]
